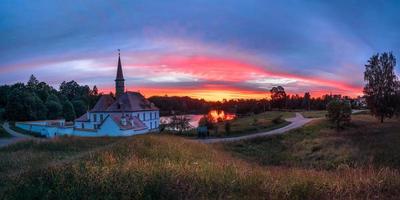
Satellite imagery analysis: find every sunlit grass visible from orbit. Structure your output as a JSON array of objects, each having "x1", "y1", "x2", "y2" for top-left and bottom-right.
[
  {"x1": 1, "y1": 131, "x2": 400, "y2": 199},
  {"x1": 224, "y1": 114, "x2": 400, "y2": 170}
]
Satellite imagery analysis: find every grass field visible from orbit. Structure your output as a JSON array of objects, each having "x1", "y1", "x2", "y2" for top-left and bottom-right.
[
  {"x1": 1, "y1": 114, "x2": 400, "y2": 199},
  {"x1": 300, "y1": 110, "x2": 327, "y2": 118},
  {"x1": 224, "y1": 114, "x2": 400, "y2": 170}
]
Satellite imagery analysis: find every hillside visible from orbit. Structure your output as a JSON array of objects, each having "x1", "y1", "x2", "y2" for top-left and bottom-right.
[
  {"x1": 224, "y1": 113, "x2": 400, "y2": 170},
  {"x1": 1, "y1": 116, "x2": 400, "y2": 200}
]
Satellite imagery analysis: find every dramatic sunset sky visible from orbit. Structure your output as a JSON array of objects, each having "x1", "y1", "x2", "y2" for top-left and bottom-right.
[{"x1": 1, "y1": 1, "x2": 399, "y2": 100}]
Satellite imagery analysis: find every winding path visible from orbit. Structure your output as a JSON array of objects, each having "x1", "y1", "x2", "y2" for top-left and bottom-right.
[
  {"x1": 0, "y1": 122, "x2": 35, "y2": 148},
  {"x1": 199, "y1": 113, "x2": 313, "y2": 144}
]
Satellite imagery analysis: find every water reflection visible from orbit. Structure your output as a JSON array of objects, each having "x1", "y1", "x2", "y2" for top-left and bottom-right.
[{"x1": 160, "y1": 110, "x2": 236, "y2": 129}]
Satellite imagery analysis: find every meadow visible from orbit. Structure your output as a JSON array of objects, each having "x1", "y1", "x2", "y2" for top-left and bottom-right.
[
  {"x1": 224, "y1": 113, "x2": 400, "y2": 170},
  {"x1": 1, "y1": 113, "x2": 400, "y2": 199}
]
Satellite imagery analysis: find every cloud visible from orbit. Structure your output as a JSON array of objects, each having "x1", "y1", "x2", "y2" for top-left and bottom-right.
[{"x1": 1, "y1": 1, "x2": 399, "y2": 100}]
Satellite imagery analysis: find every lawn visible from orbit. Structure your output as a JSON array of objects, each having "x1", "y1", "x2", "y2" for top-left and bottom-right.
[
  {"x1": 223, "y1": 114, "x2": 400, "y2": 170},
  {"x1": 1, "y1": 133, "x2": 400, "y2": 199}
]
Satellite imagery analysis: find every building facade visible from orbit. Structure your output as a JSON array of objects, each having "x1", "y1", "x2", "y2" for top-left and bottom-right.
[{"x1": 16, "y1": 51, "x2": 160, "y2": 137}]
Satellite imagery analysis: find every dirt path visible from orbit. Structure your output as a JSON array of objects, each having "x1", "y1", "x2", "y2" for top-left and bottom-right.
[
  {"x1": 0, "y1": 122, "x2": 36, "y2": 148},
  {"x1": 199, "y1": 113, "x2": 313, "y2": 144}
]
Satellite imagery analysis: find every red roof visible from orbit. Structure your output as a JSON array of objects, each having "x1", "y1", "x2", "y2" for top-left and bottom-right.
[
  {"x1": 91, "y1": 95, "x2": 115, "y2": 112},
  {"x1": 108, "y1": 113, "x2": 147, "y2": 130},
  {"x1": 106, "y1": 92, "x2": 158, "y2": 112}
]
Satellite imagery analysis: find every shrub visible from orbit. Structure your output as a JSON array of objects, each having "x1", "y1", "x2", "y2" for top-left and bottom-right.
[
  {"x1": 326, "y1": 99, "x2": 352, "y2": 130},
  {"x1": 272, "y1": 115, "x2": 284, "y2": 124}
]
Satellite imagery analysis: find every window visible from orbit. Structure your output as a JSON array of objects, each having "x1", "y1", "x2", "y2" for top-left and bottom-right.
[
  {"x1": 93, "y1": 114, "x2": 97, "y2": 122},
  {"x1": 100, "y1": 114, "x2": 103, "y2": 121},
  {"x1": 143, "y1": 113, "x2": 145, "y2": 121},
  {"x1": 150, "y1": 122, "x2": 152, "y2": 129},
  {"x1": 81, "y1": 123, "x2": 84, "y2": 129}
]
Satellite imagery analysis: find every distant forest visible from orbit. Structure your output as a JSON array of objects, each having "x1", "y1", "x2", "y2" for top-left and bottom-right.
[
  {"x1": 149, "y1": 93, "x2": 364, "y2": 116},
  {"x1": 0, "y1": 75, "x2": 366, "y2": 122}
]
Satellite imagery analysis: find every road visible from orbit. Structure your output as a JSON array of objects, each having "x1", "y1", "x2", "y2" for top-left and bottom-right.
[
  {"x1": 199, "y1": 113, "x2": 313, "y2": 144},
  {"x1": 0, "y1": 122, "x2": 36, "y2": 148}
]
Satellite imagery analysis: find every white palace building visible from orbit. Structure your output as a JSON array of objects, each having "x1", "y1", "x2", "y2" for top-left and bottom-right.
[{"x1": 16, "y1": 52, "x2": 160, "y2": 137}]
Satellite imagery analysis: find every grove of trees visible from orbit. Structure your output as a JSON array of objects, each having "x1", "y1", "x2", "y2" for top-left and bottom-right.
[{"x1": 0, "y1": 75, "x2": 100, "y2": 122}]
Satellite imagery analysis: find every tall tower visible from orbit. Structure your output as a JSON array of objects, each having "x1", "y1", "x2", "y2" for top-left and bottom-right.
[{"x1": 115, "y1": 49, "x2": 125, "y2": 98}]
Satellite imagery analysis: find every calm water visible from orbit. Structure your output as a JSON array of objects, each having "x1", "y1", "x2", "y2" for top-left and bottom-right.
[
  {"x1": 160, "y1": 110, "x2": 236, "y2": 128},
  {"x1": 160, "y1": 114, "x2": 204, "y2": 128}
]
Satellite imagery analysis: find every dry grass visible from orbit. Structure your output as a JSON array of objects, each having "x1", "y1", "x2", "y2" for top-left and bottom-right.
[
  {"x1": 224, "y1": 114, "x2": 400, "y2": 170},
  {"x1": 1, "y1": 131, "x2": 400, "y2": 199},
  {"x1": 300, "y1": 110, "x2": 327, "y2": 118}
]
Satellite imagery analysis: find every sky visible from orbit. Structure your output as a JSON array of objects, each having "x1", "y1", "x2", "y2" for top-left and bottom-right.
[{"x1": 1, "y1": 0, "x2": 400, "y2": 101}]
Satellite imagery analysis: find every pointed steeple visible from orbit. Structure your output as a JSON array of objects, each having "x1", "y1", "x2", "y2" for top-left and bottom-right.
[
  {"x1": 115, "y1": 49, "x2": 125, "y2": 98},
  {"x1": 116, "y1": 49, "x2": 124, "y2": 80}
]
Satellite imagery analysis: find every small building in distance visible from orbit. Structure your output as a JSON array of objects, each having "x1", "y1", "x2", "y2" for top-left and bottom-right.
[{"x1": 16, "y1": 51, "x2": 160, "y2": 137}]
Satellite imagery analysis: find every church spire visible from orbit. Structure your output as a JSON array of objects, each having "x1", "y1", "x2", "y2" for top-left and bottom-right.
[{"x1": 115, "y1": 49, "x2": 125, "y2": 98}]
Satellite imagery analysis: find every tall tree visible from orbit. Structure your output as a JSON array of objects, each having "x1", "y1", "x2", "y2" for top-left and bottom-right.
[
  {"x1": 303, "y1": 92, "x2": 311, "y2": 110},
  {"x1": 62, "y1": 100, "x2": 76, "y2": 121},
  {"x1": 72, "y1": 100, "x2": 87, "y2": 117},
  {"x1": 45, "y1": 94, "x2": 62, "y2": 119},
  {"x1": 270, "y1": 86, "x2": 286, "y2": 109},
  {"x1": 363, "y1": 52, "x2": 399, "y2": 123},
  {"x1": 27, "y1": 74, "x2": 39, "y2": 90}
]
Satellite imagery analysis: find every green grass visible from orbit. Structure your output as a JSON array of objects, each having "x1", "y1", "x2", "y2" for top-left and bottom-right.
[
  {"x1": 300, "y1": 110, "x2": 327, "y2": 118},
  {"x1": 224, "y1": 114, "x2": 400, "y2": 170},
  {"x1": 1, "y1": 114, "x2": 400, "y2": 199},
  {"x1": 0, "y1": 125, "x2": 12, "y2": 138},
  {"x1": 1, "y1": 134, "x2": 400, "y2": 199}
]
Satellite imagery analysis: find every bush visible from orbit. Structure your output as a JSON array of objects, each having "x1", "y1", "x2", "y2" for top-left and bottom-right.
[
  {"x1": 326, "y1": 99, "x2": 352, "y2": 130},
  {"x1": 272, "y1": 115, "x2": 284, "y2": 124}
]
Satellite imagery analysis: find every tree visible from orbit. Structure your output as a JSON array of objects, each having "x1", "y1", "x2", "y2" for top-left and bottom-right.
[
  {"x1": 45, "y1": 100, "x2": 63, "y2": 119},
  {"x1": 326, "y1": 99, "x2": 352, "y2": 130},
  {"x1": 303, "y1": 92, "x2": 311, "y2": 110},
  {"x1": 363, "y1": 52, "x2": 399, "y2": 123},
  {"x1": 27, "y1": 74, "x2": 39, "y2": 90},
  {"x1": 45, "y1": 94, "x2": 62, "y2": 119},
  {"x1": 168, "y1": 115, "x2": 192, "y2": 134},
  {"x1": 63, "y1": 100, "x2": 76, "y2": 121},
  {"x1": 5, "y1": 89, "x2": 47, "y2": 121},
  {"x1": 72, "y1": 100, "x2": 87, "y2": 117},
  {"x1": 270, "y1": 86, "x2": 286, "y2": 109}
]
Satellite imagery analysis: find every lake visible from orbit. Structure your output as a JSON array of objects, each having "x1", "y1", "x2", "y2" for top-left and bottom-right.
[{"x1": 160, "y1": 110, "x2": 236, "y2": 128}]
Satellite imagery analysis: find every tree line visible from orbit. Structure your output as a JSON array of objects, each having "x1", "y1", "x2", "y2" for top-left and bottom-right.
[
  {"x1": 149, "y1": 92, "x2": 364, "y2": 117},
  {"x1": 0, "y1": 75, "x2": 100, "y2": 122}
]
